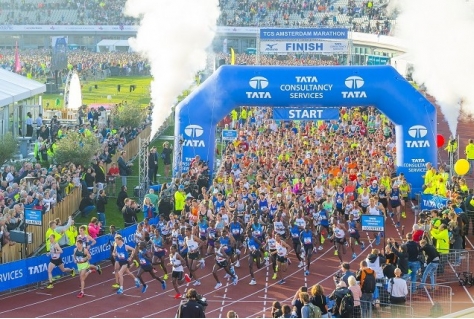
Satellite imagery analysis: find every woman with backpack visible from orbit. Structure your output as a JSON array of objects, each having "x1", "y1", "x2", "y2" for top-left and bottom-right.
[
  {"x1": 300, "y1": 292, "x2": 321, "y2": 318},
  {"x1": 310, "y1": 284, "x2": 330, "y2": 318},
  {"x1": 329, "y1": 281, "x2": 354, "y2": 318}
]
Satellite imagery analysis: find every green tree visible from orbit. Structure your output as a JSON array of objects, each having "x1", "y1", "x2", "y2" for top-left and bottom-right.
[
  {"x1": 0, "y1": 133, "x2": 18, "y2": 166},
  {"x1": 111, "y1": 101, "x2": 147, "y2": 128},
  {"x1": 54, "y1": 131, "x2": 100, "y2": 167}
]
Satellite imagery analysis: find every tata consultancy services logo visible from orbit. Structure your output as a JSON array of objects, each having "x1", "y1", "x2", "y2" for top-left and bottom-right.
[
  {"x1": 247, "y1": 76, "x2": 271, "y2": 99},
  {"x1": 407, "y1": 125, "x2": 428, "y2": 138},
  {"x1": 341, "y1": 76, "x2": 367, "y2": 98},
  {"x1": 406, "y1": 125, "x2": 430, "y2": 148},
  {"x1": 184, "y1": 125, "x2": 204, "y2": 138},
  {"x1": 183, "y1": 125, "x2": 205, "y2": 147},
  {"x1": 344, "y1": 76, "x2": 365, "y2": 89}
]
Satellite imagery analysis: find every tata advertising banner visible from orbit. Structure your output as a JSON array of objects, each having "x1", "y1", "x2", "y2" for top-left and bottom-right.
[
  {"x1": 260, "y1": 28, "x2": 348, "y2": 40},
  {"x1": 273, "y1": 108, "x2": 339, "y2": 120},
  {"x1": 0, "y1": 218, "x2": 152, "y2": 292},
  {"x1": 260, "y1": 40, "x2": 349, "y2": 54},
  {"x1": 420, "y1": 194, "x2": 449, "y2": 210}
]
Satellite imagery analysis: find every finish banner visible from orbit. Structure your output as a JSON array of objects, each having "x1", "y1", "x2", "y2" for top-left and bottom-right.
[{"x1": 260, "y1": 40, "x2": 349, "y2": 54}]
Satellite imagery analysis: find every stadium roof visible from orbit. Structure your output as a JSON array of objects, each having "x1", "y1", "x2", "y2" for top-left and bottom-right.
[{"x1": 0, "y1": 69, "x2": 46, "y2": 108}]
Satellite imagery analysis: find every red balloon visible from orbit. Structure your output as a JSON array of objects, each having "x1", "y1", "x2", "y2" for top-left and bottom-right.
[{"x1": 437, "y1": 134, "x2": 445, "y2": 148}]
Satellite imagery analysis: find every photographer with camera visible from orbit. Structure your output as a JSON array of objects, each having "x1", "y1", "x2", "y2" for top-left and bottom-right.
[
  {"x1": 333, "y1": 262, "x2": 355, "y2": 287},
  {"x1": 177, "y1": 288, "x2": 206, "y2": 318}
]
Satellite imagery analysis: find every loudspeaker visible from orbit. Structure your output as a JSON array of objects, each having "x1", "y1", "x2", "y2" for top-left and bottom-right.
[{"x1": 9, "y1": 230, "x2": 33, "y2": 244}]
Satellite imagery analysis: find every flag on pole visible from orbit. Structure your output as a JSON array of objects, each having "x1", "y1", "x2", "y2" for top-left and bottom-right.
[
  {"x1": 14, "y1": 41, "x2": 21, "y2": 73},
  {"x1": 230, "y1": 48, "x2": 235, "y2": 65}
]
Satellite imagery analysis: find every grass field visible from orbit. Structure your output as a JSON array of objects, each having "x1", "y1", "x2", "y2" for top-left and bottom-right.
[{"x1": 41, "y1": 76, "x2": 153, "y2": 109}]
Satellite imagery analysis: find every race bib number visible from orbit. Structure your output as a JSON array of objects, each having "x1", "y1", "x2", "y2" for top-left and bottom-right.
[
  {"x1": 117, "y1": 253, "x2": 126, "y2": 259},
  {"x1": 304, "y1": 237, "x2": 311, "y2": 244},
  {"x1": 140, "y1": 258, "x2": 147, "y2": 265},
  {"x1": 249, "y1": 245, "x2": 256, "y2": 252}
]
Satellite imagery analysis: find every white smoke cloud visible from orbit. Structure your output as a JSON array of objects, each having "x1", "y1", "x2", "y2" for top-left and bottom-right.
[
  {"x1": 124, "y1": 0, "x2": 220, "y2": 138},
  {"x1": 393, "y1": 0, "x2": 474, "y2": 137}
]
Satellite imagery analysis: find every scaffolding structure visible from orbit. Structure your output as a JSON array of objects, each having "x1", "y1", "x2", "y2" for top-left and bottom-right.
[{"x1": 138, "y1": 137, "x2": 149, "y2": 203}]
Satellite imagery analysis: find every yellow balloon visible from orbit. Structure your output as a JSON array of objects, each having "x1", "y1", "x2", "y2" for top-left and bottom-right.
[{"x1": 454, "y1": 159, "x2": 470, "y2": 176}]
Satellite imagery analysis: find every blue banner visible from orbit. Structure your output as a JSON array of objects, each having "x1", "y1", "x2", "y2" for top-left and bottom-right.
[
  {"x1": 260, "y1": 28, "x2": 348, "y2": 40},
  {"x1": 420, "y1": 194, "x2": 449, "y2": 210},
  {"x1": 361, "y1": 215, "x2": 385, "y2": 232},
  {"x1": 222, "y1": 129, "x2": 238, "y2": 141},
  {"x1": 0, "y1": 219, "x2": 146, "y2": 292},
  {"x1": 25, "y1": 209, "x2": 43, "y2": 226},
  {"x1": 273, "y1": 108, "x2": 339, "y2": 120}
]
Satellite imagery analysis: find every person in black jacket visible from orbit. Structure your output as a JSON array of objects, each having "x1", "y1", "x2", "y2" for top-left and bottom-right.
[
  {"x1": 417, "y1": 239, "x2": 441, "y2": 290},
  {"x1": 117, "y1": 151, "x2": 129, "y2": 186},
  {"x1": 329, "y1": 281, "x2": 352, "y2": 318},
  {"x1": 148, "y1": 147, "x2": 158, "y2": 185},
  {"x1": 390, "y1": 240, "x2": 409, "y2": 280},
  {"x1": 79, "y1": 192, "x2": 96, "y2": 218},
  {"x1": 177, "y1": 289, "x2": 206, "y2": 318},
  {"x1": 122, "y1": 198, "x2": 138, "y2": 228},
  {"x1": 96, "y1": 189, "x2": 107, "y2": 232},
  {"x1": 405, "y1": 233, "x2": 421, "y2": 291},
  {"x1": 116, "y1": 185, "x2": 128, "y2": 212},
  {"x1": 92, "y1": 160, "x2": 106, "y2": 189}
]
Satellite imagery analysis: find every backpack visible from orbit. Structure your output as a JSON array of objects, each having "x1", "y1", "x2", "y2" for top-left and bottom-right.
[
  {"x1": 361, "y1": 269, "x2": 376, "y2": 293},
  {"x1": 307, "y1": 303, "x2": 322, "y2": 318},
  {"x1": 339, "y1": 290, "x2": 354, "y2": 318}
]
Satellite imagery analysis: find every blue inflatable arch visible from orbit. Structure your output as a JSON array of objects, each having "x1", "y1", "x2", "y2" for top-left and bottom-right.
[{"x1": 174, "y1": 65, "x2": 436, "y2": 193}]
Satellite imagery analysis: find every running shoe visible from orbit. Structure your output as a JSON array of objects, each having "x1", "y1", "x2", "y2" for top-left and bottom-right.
[
  {"x1": 112, "y1": 271, "x2": 115, "y2": 275},
  {"x1": 396, "y1": 222, "x2": 400, "y2": 228},
  {"x1": 161, "y1": 281, "x2": 167, "y2": 290},
  {"x1": 272, "y1": 273, "x2": 277, "y2": 280},
  {"x1": 234, "y1": 260, "x2": 240, "y2": 268},
  {"x1": 142, "y1": 284, "x2": 148, "y2": 293},
  {"x1": 334, "y1": 250, "x2": 338, "y2": 256},
  {"x1": 112, "y1": 283, "x2": 120, "y2": 289},
  {"x1": 193, "y1": 280, "x2": 201, "y2": 286},
  {"x1": 275, "y1": 265, "x2": 279, "y2": 272},
  {"x1": 318, "y1": 246, "x2": 323, "y2": 251},
  {"x1": 135, "y1": 278, "x2": 140, "y2": 288},
  {"x1": 184, "y1": 274, "x2": 192, "y2": 283},
  {"x1": 345, "y1": 242, "x2": 349, "y2": 247},
  {"x1": 402, "y1": 212, "x2": 407, "y2": 219},
  {"x1": 389, "y1": 212, "x2": 394, "y2": 218},
  {"x1": 133, "y1": 260, "x2": 139, "y2": 267},
  {"x1": 298, "y1": 261, "x2": 304, "y2": 268},
  {"x1": 352, "y1": 253, "x2": 357, "y2": 259},
  {"x1": 232, "y1": 275, "x2": 238, "y2": 285},
  {"x1": 305, "y1": 270, "x2": 309, "y2": 276},
  {"x1": 71, "y1": 269, "x2": 76, "y2": 277},
  {"x1": 200, "y1": 259, "x2": 205, "y2": 268},
  {"x1": 214, "y1": 282, "x2": 223, "y2": 289},
  {"x1": 174, "y1": 293, "x2": 182, "y2": 299},
  {"x1": 249, "y1": 279, "x2": 257, "y2": 285},
  {"x1": 360, "y1": 242, "x2": 365, "y2": 250},
  {"x1": 278, "y1": 279, "x2": 285, "y2": 285},
  {"x1": 77, "y1": 292, "x2": 84, "y2": 298},
  {"x1": 53, "y1": 275, "x2": 61, "y2": 280},
  {"x1": 265, "y1": 260, "x2": 270, "y2": 267},
  {"x1": 46, "y1": 283, "x2": 54, "y2": 289},
  {"x1": 97, "y1": 265, "x2": 102, "y2": 275},
  {"x1": 224, "y1": 273, "x2": 231, "y2": 280},
  {"x1": 163, "y1": 274, "x2": 169, "y2": 280},
  {"x1": 117, "y1": 288, "x2": 123, "y2": 295}
]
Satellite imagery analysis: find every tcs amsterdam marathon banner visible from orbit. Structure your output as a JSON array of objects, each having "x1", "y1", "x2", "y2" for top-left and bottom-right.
[
  {"x1": 0, "y1": 218, "x2": 156, "y2": 292},
  {"x1": 419, "y1": 194, "x2": 449, "y2": 210}
]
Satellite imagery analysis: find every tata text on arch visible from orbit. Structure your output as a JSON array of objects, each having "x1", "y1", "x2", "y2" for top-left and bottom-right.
[
  {"x1": 183, "y1": 124, "x2": 206, "y2": 147},
  {"x1": 246, "y1": 76, "x2": 272, "y2": 99},
  {"x1": 341, "y1": 76, "x2": 367, "y2": 99},
  {"x1": 405, "y1": 125, "x2": 430, "y2": 148}
]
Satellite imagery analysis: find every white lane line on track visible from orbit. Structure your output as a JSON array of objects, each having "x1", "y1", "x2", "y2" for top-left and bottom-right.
[
  {"x1": 247, "y1": 237, "x2": 376, "y2": 318},
  {"x1": 142, "y1": 247, "x2": 330, "y2": 318}
]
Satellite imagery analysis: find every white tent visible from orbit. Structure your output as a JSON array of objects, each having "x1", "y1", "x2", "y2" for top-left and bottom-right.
[
  {"x1": 96, "y1": 39, "x2": 133, "y2": 53},
  {"x1": 0, "y1": 69, "x2": 46, "y2": 108}
]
